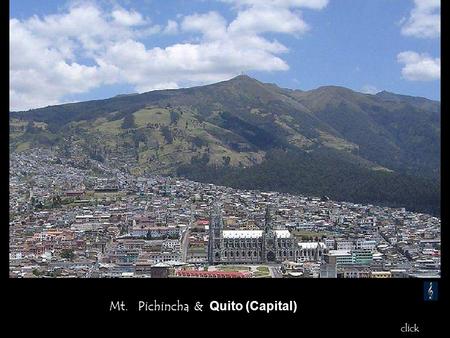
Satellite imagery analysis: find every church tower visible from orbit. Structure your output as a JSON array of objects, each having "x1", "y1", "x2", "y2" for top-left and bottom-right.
[
  {"x1": 208, "y1": 202, "x2": 223, "y2": 264},
  {"x1": 314, "y1": 238, "x2": 321, "y2": 261},
  {"x1": 264, "y1": 206, "x2": 272, "y2": 232},
  {"x1": 262, "y1": 205, "x2": 276, "y2": 262}
]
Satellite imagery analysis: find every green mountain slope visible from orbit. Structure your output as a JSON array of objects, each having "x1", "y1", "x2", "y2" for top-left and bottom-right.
[{"x1": 10, "y1": 75, "x2": 440, "y2": 214}]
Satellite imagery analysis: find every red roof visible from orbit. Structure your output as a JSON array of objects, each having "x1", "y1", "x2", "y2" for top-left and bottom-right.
[{"x1": 176, "y1": 270, "x2": 251, "y2": 278}]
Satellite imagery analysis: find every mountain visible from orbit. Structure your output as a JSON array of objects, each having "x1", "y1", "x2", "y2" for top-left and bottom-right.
[{"x1": 10, "y1": 75, "x2": 440, "y2": 214}]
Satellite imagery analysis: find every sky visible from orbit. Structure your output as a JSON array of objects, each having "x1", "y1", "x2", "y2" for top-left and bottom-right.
[{"x1": 10, "y1": 0, "x2": 441, "y2": 111}]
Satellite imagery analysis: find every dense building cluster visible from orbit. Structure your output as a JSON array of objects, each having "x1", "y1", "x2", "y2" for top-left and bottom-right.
[{"x1": 9, "y1": 148, "x2": 440, "y2": 278}]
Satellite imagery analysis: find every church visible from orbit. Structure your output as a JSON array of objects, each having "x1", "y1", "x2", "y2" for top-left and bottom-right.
[{"x1": 208, "y1": 204, "x2": 325, "y2": 264}]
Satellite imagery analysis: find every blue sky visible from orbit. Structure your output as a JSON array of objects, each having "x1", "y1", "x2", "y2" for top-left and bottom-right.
[{"x1": 10, "y1": 0, "x2": 440, "y2": 111}]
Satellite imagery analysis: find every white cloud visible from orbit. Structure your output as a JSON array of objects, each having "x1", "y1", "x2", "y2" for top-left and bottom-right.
[
  {"x1": 182, "y1": 11, "x2": 227, "y2": 40},
  {"x1": 10, "y1": 15, "x2": 116, "y2": 111},
  {"x1": 228, "y1": 6, "x2": 309, "y2": 35},
  {"x1": 224, "y1": 0, "x2": 327, "y2": 36},
  {"x1": 112, "y1": 8, "x2": 146, "y2": 26},
  {"x1": 9, "y1": 2, "x2": 147, "y2": 110},
  {"x1": 136, "y1": 82, "x2": 179, "y2": 93},
  {"x1": 222, "y1": 0, "x2": 328, "y2": 10},
  {"x1": 10, "y1": 0, "x2": 328, "y2": 111},
  {"x1": 163, "y1": 20, "x2": 179, "y2": 34},
  {"x1": 397, "y1": 51, "x2": 440, "y2": 81},
  {"x1": 361, "y1": 85, "x2": 380, "y2": 95},
  {"x1": 401, "y1": 0, "x2": 440, "y2": 38}
]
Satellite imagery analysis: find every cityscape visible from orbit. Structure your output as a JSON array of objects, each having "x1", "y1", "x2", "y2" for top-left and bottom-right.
[
  {"x1": 9, "y1": 148, "x2": 441, "y2": 278},
  {"x1": 7, "y1": 1, "x2": 442, "y2": 334},
  {"x1": 6, "y1": 2, "x2": 444, "y2": 335}
]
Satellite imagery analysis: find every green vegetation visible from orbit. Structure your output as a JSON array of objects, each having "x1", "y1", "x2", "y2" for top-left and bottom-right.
[
  {"x1": 32, "y1": 269, "x2": 43, "y2": 277},
  {"x1": 134, "y1": 108, "x2": 170, "y2": 127},
  {"x1": 122, "y1": 114, "x2": 137, "y2": 129},
  {"x1": 96, "y1": 118, "x2": 123, "y2": 134},
  {"x1": 170, "y1": 110, "x2": 181, "y2": 125},
  {"x1": 217, "y1": 265, "x2": 251, "y2": 272},
  {"x1": 60, "y1": 249, "x2": 75, "y2": 261},
  {"x1": 47, "y1": 270, "x2": 62, "y2": 277},
  {"x1": 254, "y1": 266, "x2": 270, "y2": 277},
  {"x1": 15, "y1": 141, "x2": 31, "y2": 152},
  {"x1": 10, "y1": 75, "x2": 440, "y2": 214},
  {"x1": 161, "y1": 126, "x2": 173, "y2": 144},
  {"x1": 178, "y1": 147, "x2": 440, "y2": 215}
]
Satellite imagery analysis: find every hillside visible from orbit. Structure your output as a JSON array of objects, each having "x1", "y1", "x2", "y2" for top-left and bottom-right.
[{"x1": 10, "y1": 75, "x2": 441, "y2": 214}]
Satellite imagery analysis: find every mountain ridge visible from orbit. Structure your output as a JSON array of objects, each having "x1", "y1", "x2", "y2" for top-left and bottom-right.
[
  {"x1": 10, "y1": 75, "x2": 440, "y2": 214},
  {"x1": 10, "y1": 75, "x2": 439, "y2": 114}
]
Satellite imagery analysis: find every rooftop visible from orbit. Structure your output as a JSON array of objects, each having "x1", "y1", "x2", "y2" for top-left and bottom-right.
[{"x1": 222, "y1": 229, "x2": 291, "y2": 239}]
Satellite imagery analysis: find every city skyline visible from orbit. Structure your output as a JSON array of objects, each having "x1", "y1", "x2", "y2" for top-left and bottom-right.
[{"x1": 9, "y1": 148, "x2": 441, "y2": 278}]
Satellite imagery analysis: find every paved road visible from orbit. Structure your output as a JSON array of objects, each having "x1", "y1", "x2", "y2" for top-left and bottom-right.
[
  {"x1": 181, "y1": 227, "x2": 190, "y2": 262},
  {"x1": 181, "y1": 205, "x2": 194, "y2": 262},
  {"x1": 269, "y1": 265, "x2": 283, "y2": 278}
]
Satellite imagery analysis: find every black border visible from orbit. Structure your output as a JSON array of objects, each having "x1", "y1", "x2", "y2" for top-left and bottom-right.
[{"x1": 5, "y1": 0, "x2": 447, "y2": 333}]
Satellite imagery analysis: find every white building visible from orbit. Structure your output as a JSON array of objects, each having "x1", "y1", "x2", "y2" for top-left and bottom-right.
[{"x1": 336, "y1": 240, "x2": 354, "y2": 251}]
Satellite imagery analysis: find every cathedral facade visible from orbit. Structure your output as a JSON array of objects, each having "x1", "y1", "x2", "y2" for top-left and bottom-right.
[{"x1": 208, "y1": 205, "x2": 306, "y2": 264}]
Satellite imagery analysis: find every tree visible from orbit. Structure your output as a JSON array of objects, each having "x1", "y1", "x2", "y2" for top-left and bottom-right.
[
  {"x1": 61, "y1": 249, "x2": 75, "y2": 261},
  {"x1": 122, "y1": 114, "x2": 137, "y2": 129},
  {"x1": 25, "y1": 121, "x2": 39, "y2": 134},
  {"x1": 222, "y1": 156, "x2": 231, "y2": 166},
  {"x1": 52, "y1": 195, "x2": 62, "y2": 208},
  {"x1": 32, "y1": 269, "x2": 42, "y2": 276},
  {"x1": 192, "y1": 137, "x2": 205, "y2": 148},
  {"x1": 170, "y1": 110, "x2": 181, "y2": 125},
  {"x1": 161, "y1": 126, "x2": 173, "y2": 144}
]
